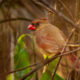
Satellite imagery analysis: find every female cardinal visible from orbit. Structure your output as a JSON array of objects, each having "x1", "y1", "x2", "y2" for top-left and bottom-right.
[{"x1": 27, "y1": 18, "x2": 80, "y2": 71}]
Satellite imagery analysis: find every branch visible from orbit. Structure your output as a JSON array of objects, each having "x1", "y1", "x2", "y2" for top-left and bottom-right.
[
  {"x1": 7, "y1": 63, "x2": 39, "y2": 74},
  {"x1": 58, "y1": 0, "x2": 74, "y2": 21},
  {"x1": 0, "y1": 17, "x2": 33, "y2": 24},
  {"x1": 0, "y1": 0, "x2": 6, "y2": 8},
  {"x1": 7, "y1": 47, "x2": 80, "y2": 75},
  {"x1": 51, "y1": 28, "x2": 75, "y2": 80},
  {"x1": 67, "y1": 56, "x2": 80, "y2": 80},
  {"x1": 33, "y1": 0, "x2": 80, "y2": 31},
  {"x1": 8, "y1": 47, "x2": 80, "y2": 75},
  {"x1": 60, "y1": 47, "x2": 80, "y2": 57},
  {"x1": 20, "y1": 46, "x2": 80, "y2": 80}
]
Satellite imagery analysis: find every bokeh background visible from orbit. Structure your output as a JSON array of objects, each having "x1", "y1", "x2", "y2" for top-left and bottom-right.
[{"x1": 0, "y1": 0, "x2": 80, "y2": 80}]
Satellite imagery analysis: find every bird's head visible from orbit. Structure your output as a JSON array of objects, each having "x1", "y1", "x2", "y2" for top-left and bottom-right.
[{"x1": 27, "y1": 18, "x2": 47, "y2": 31}]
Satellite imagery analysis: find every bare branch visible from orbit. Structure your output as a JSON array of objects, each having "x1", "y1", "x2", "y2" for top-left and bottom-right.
[
  {"x1": 7, "y1": 63, "x2": 39, "y2": 74},
  {"x1": 60, "y1": 47, "x2": 80, "y2": 57},
  {"x1": 51, "y1": 28, "x2": 75, "y2": 80},
  {"x1": 0, "y1": 0, "x2": 6, "y2": 8},
  {"x1": 33, "y1": 0, "x2": 80, "y2": 31},
  {"x1": 7, "y1": 46, "x2": 80, "y2": 77},
  {"x1": 20, "y1": 46, "x2": 80, "y2": 80},
  {"x1": 58, "y1": 0, "x2": 74, "y2": 21},
  {"x1": 0, "y1": 17, "x2": 33, "y2": 24}
]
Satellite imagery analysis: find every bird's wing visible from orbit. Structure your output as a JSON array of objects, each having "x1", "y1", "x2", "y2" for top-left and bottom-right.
[{"x1": 35, "y1": 28, "x2": 60, "y2": 55}]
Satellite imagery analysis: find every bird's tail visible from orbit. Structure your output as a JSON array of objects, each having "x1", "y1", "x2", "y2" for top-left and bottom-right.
[{"x1": 68, "y1": 53, "x2": 80, "y2": 71}]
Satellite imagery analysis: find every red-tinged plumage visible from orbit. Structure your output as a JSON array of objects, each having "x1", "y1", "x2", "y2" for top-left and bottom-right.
[
  {"x1": 27, "y1": 19, "x2": 80, "y2": 71},
  {"x1": 68, "y1": 54, "x2": 80, "y2": 70},
  {"x1": 32, "y1": 21, "x2": 40, "y2": 24}
]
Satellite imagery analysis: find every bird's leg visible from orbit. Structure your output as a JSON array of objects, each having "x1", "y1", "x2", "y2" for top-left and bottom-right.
[
  {"x1": 43, "y1": 52, "x2": 60, "y2": 73},
  {"x1": 42, "y1": 55, "x2": 49, "y2": 73}
]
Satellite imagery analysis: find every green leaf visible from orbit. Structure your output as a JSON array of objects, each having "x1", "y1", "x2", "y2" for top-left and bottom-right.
[
  {"x1": 6, "y1": 74, "x2": 12, "y2": 80},
  {"x1": 14, "y1": 34, "x2": 33, "y2": 80},
  {"x1": 47, "y1": 58, "x2": 58, "y2": 73},
  {"x1": 40, "y1": 72, "x2": 51, "y2": 80},
  {"x1": 54, "y1": 74, "x2": 64, "y2": 80},
  {"x1": 40, "y1": 72, "x2": 64, "y2": 80},
  {"x1": 17, "y1": 34, "x2": 27, "y2": 43},
  {"x1": 40, "y1": 58, "x2": 64, "y2": 80}
]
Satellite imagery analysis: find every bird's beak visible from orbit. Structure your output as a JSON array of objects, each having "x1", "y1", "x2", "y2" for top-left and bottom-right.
[{"x1": 27, "y1": 24, "x2": 35, "y2": 30}]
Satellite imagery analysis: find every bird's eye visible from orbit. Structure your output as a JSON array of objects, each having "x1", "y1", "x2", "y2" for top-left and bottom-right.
[
  {"x1": 35, "y1": 22, "x2": 40, "y2": 27},
  {"x1": 27, "y1": 20, "x2": 40, "y2": 31}
]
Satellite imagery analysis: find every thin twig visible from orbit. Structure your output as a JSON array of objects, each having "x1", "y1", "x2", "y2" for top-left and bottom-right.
[
  {"x1": 7, "y1": 47, "x2": 80, "y2": 75},
  {"x1": 32, "y1": 33, "x2": 39, "y2": 80},
  {"x1": 51, "y1": 28, "x2": 75, "y2": 80},
  {"x1": 0, "y1": 0, "x2": 6, "y2": 8},
  {"x1": 20, "y1": 52, "x2": 60, "y2": 80},
  {"x1": 59, "y1": 47, "x2": 80, "y2": 57},
  {"x1": 7, "y1": 63, "x2": 39, "y2": 74},
  {"x1": 67, "y1": 57, "x2": 80, "y2": 80},
  {"x1": 74, "y1": 0, "x2": 79, "y2": 22},
  {"x1": 34, "y1": 1, "x2": 80, "y2": 31},
  {"x1": 20, "y1": 46, "x2": 80, "y2": 80},
  {"x1": 58, "y1": 0, "x2": 74, "y2": 21},
  {"x1": 67, "y1": 43, "x2": 80, "y2": 47},
  {"x1": 67, "y1": 56, "x2": 80, "y2": 80},
  {"x1": 0, "y1": 17, "x2": 33, "y2": 24}
]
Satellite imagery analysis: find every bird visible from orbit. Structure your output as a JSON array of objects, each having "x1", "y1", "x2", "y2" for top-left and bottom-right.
[{"x1": 27, "y1": 18, "x2": 80, "y2": 71}]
